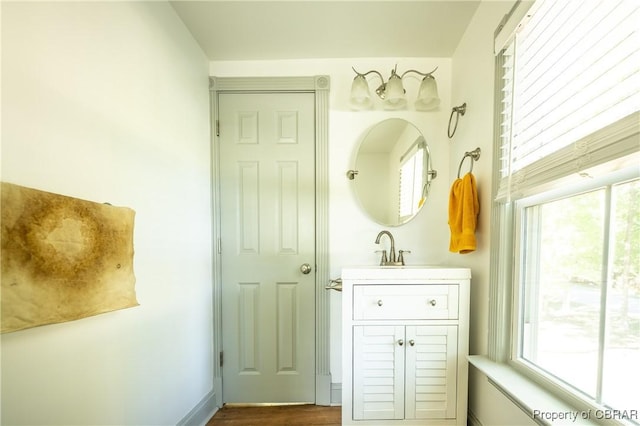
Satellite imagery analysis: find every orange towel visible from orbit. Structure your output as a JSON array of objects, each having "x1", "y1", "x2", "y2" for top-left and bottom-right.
[{"x1": 448, "y1": 172, "x2": 479, "y2": 254}]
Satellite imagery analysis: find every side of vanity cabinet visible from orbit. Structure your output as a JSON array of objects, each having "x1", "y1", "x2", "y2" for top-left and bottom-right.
[{"x1": 342, "y1": 267, "x2": 471, "y2": 426}]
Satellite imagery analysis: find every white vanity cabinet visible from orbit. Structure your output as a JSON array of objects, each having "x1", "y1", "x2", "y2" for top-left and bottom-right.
[{"x1": 342, "y1": 267, "x2": 471, "y2": 426}]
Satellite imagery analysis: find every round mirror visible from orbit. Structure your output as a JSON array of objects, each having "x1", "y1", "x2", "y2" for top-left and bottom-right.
[{"x1": 349, "y1": 119, "x2": 436, "y2": 226}]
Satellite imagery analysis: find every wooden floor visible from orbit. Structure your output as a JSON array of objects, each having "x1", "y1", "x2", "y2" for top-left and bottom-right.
[{"x1": 206, "y1": 404, "x2": 341, "y2": 425}]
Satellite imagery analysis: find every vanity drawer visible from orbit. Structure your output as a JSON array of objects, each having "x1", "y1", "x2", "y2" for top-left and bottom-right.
[{"x1": 353, "y1": 284, "x2": 459, "y2": 320}]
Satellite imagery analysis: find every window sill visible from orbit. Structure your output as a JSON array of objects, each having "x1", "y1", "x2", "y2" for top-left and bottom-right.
[{"x1": 468, "y1": 355, "x2": 601, "y2": 425}]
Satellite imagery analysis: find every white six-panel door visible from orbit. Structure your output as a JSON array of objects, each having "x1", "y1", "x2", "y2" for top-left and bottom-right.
[{"x1": 218, "y1": 92, "x2": 316, "y2": 403}]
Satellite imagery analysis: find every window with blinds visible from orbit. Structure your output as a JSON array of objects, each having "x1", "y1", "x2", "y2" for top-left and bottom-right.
[
  {"x1": 491, "y1": 0, "x2": 640, "y2": 416},
  {"x1": 497, "y1": 0, "x2": 640, "y2": 200}
]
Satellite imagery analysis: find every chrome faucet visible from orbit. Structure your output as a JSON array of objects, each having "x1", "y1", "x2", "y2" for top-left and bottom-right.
[{"x1": 375, "y1": 230, "x2": 400, "y2": 266}]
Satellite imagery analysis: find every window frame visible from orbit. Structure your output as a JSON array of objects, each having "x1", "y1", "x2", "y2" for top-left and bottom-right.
[{"x1": 507, "y1": 166, "x2": 640, "y2": 414}]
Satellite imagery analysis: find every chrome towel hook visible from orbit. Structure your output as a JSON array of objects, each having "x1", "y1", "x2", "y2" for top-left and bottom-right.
[
  {"x1": 448, "y1": 103, "x2": 467, "y2": 138},
  {"x1": 457, "y1": 147, "x2": 481, "y2": 178}
]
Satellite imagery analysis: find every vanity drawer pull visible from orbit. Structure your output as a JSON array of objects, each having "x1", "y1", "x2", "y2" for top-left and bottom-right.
[
  {"x1": 428, "y1": 299, "x2": 437, "y2": 307},
  {"x1": 377, "y1": 299, "x2": 384, "y2": 307}
]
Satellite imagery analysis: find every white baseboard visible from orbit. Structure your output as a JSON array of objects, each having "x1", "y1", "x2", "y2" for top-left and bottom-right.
[
  {"x1": 468, "y1": 408, "x2": 483, "y2": 426},
  {"x1": 177, "y1": 389, "x2": 218, "y2": 426}
]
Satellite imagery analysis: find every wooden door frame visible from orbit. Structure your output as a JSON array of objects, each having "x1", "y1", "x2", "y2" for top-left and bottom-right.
[{"x1": 209, "y1": 76, "x2": 331, "y2": 407}]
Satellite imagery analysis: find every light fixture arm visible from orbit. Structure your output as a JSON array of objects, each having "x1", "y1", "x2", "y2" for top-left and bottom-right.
[
  {"x1": 400, "y1": 66, "x2": 438, "y2": 79},
  {"x1": 351, "y1": 67, "x2": 384, "y2": 83}
]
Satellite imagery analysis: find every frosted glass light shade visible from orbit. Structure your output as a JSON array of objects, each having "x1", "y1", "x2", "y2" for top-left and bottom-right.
[
  {"x1": 349, "y1": 75, "x2": 372, "y2": 110},
  {"x1": 415, "y1": 75, "x2": 440, "y2": 111},
  {"x1": 383, "y1": 74, "x2": 407, "y2": 110}
]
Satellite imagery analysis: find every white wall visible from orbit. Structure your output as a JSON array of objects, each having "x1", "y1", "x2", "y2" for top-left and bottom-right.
[
  {"x1": 210, "y1": 58, "x2": 453, "y2": 389},
  {"x1": 1, "y1": 2, "x2": 213, "y2": 425},
  {"x1": 450, "y1": 2, "x2": 536, "y2": 425}
]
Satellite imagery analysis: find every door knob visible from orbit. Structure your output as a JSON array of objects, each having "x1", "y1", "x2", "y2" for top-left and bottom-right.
[{"x1": 300, "y1": 263, "x2": 312, "y2": 274}]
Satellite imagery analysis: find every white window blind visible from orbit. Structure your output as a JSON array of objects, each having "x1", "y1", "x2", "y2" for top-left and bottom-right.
[{"x1": 497, "y1": 0, "x2": 640, "y2": 201}]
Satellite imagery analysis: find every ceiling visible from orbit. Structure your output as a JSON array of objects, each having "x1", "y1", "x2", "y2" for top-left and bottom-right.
[{"x1": 169, "y1": 1, "x2": 482, "y2": 61}]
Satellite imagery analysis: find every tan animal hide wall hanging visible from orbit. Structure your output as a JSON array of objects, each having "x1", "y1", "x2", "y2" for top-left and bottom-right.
[{"x1": 1, "y1": 182, "x2": 138, "y2": 333}]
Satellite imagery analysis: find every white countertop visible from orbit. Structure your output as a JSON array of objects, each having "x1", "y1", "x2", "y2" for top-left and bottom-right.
[{"x1": 341, "y1": 266, "x2": 471, "y2": 280}]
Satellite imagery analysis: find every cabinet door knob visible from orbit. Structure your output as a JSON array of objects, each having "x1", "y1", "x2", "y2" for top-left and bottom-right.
[
  {"x1": 428, "y1": 299, "x2": 437, "y2": 306},
  {"x1": 398, "y1": 339, "x2": 404, "y2": 346},
  {"x1": 409, "y1": 339, "x2": 415, "y2": 346},
  {"x1": 377, "y1": 299, "x2": 383, "y2": 307}
]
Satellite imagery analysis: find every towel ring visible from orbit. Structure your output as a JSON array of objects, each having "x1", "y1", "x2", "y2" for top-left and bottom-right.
[
  {"x1": 457, "y1": 147, "x2": 481, "y2": 178},
  {"x1": 448, "y1": 103, "x2": 467, "y2": 138}
]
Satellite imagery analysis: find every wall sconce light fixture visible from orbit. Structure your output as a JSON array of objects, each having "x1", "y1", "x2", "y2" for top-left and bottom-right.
[{"x1": 350, "y1": 65, "x2": 440, "y2": 111}]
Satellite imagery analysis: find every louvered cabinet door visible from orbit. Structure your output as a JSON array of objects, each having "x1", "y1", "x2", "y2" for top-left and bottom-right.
[
  {"x1": 405, "y1": 325, "x2": 458, "y2": 419},
  {"x1": 353, "y1": 325, "x2": 405, "y2": 420}
]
